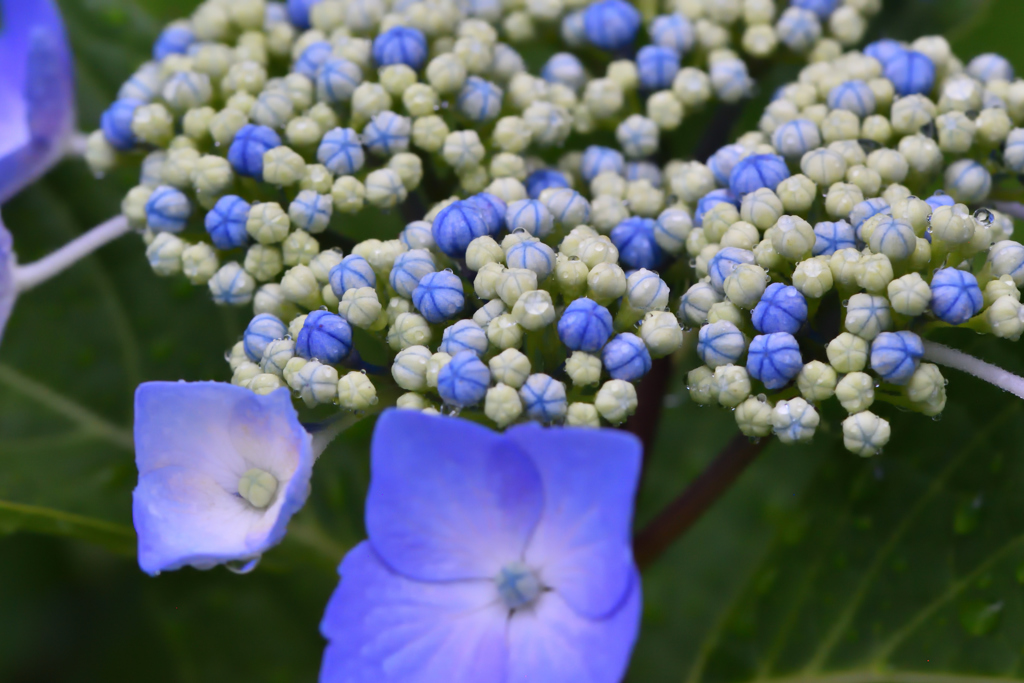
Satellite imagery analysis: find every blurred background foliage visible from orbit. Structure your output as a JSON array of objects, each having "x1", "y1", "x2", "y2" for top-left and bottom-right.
[{"x1": 2, "y1": 0, "x2": 1024, "y2": 680}]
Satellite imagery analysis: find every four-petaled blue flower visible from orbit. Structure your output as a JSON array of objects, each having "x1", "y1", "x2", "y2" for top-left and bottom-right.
[
  {"x1": 747, "y1": 332, "x2": 803, "y2": 389},
  {"x1": 558, "y1": 298, "x2": 613, "y2": 352},
  {"x1": 0, "y1": 0, "x2": 76, "y2": 204},
  {"x1": 870, "y1": 331, "x2": 924, "y2": 385},
  {"x1": 930, "y1": 268, "x2": 983, "y2": 325},
  {"x1": 133, "y1": 381, "x2": 314, "y2": 575},
  {"x1": 319, "y1": 410, "x2": 642, "y2": 682},
  {"x1": 296, "y1": 310, "x2": 353, "y2": 363},
  {"x1": 752, "y1": 283, "x2": 808, "y2": 334}
]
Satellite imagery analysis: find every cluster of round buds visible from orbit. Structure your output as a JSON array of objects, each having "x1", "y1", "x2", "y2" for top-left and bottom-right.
[
  {"x1": 226, "y1": 181, "x2": 684, "y2": 429},
  {"x1": 674, "y1": 35, "x2": 1024, "y2": 456},
  {"x1": 85, "y1": 0, "x2": 884, "y2": 309}
]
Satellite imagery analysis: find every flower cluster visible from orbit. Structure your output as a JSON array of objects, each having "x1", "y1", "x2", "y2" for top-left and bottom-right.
[
  {"x1": 85, "y1": 0, "x2": 891, "y2": 436},
  {"x1": 679, "y1": 38, "x2": 1024, "y2": 456}
]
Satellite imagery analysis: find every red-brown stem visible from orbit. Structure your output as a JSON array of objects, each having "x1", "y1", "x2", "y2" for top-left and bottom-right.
[{"x1": 633, "y1": 434, "x2": 770, "y2": 570}]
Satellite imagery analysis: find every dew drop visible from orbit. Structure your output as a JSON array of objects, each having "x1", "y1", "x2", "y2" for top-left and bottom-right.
[{"x1": 959, "y1": 600, "x2": 1003, "y2": 637}]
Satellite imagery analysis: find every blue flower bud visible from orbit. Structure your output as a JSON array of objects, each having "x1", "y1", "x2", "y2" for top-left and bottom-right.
[
  {"x1": 792, "y1": 0, "x2": 840, "y2": 19},
  {"x1": 228, "y1": 124, "x2": 282, "y2": 178},
  {"x1": 649, "y1": 13, "x2": 695, "y2": 55},
  {"x1": 439, "y1": 319, "x2": 489, "y2": 357},
  {"x1": 849, "y1": 198, "x2": 890, "y2": 232},
  {"x1": 870, "y1": 330, "x2": 924, "y2": 385},
  {"x1": 437, "y1": 350, "x2": 490, "y2": 407},
  {"x1": 153, "y1": 24, "x2": 193, "y2": 60},
  {"x1": 206, "y1": 195, "x2": 252, "y2": 250},
  {"x1": 967, "y1": 53, "x2": 1014, "y2": 84},
  {"x1": 519, "y1": 373, "x2": 568, "y2": 422},
  {"x1": 694, "y1": 189, "x2": 740, "y2": 227},
  {"x1": 432, "y1": 201, "x2": 490, "y2": 257},
  {"x1": 506, "y1": 240, "x2": 556, "y2": 280},
  {"x1": 747, "y1": 332, "x2": 803, "y2": 390},
  {"x1": 558, "y1": 298, "x2": 613, "y2": 352},
  {"x1": 464, "y1": 193, "x2": 507, "y2": 235},
  {"x1": 329, "y1": 254, "x2": 376, "y2": 297},
  {"x1": 318, "y1": 127, "x2": 365, "y2": 176},
  {"x1": 145, "y1": 185, "x2": 192, "y2": 233},
  {"x1": 505, "y1": 199, "x2": 554, "y2": 238},
  {"x1": 697, "y1": 320, "x2": 746, "y2": 368},
  {"x1": 862, "y1": 40, "x2": 905, "y2": 67},
  {"x1": 729, "y1": 154, "x2": 789, "y2": 197},
  {"x1": 884, "y1": 50, "x2": 936, "y2": 97},
  {"x1": 945, "y1": 159, "x2": 992, "y2": 204},
  {"x1": 627, "y1": 161, "x2": 662, "y2": 187},
  {"x1": 636, "y1": 45, "x2": 679, "y2": 92},
  {"x1": 930, "y1": 268, "x2": 983, "y2": 325},
  {"x1": 244, "y1": 313, "x2": 288, "y2": 362},
  {"x1": 602, "y1": 332, "x2": 652, "y2": 381},
  {"x1": 362, "y1": 111, "x2": 411, "y2": 157},
  {"x1": 287, "y1": 0, "x2": 323, "y2": 29},
  {"x1": 868, "y1": 216, "x2": 916, "y2": 261},
  {"x1": 525, "y1": 169, "x2": 570, "y2": 199},
  {"x1": 296, "y1": 310, "x2": 353, "y2": 364},
  {"x1": 457, "y1": 76, "x2": 504, "y2": 122},
  {"x1": 412, "y1": 270, "x2": 465, "y2": 323},
  {"x1": 924, "y1": 191, "x2": 956, "y2": 211},
  {"x1": 389, "y1": 249, "x2": 436, "y2": 298},
  {"x1": 119, "y1": 64, "x2": 161, "y2": 103},
  {"x1": 827, "y1": 80, "x2": 876, "y2": 117},
  {"x1": 541, "y1": 53, "x2": 587, "y2": 92},
  {"x1": 289, "y1": 190, "x2": 333, "y2": 233},
  {"x1": 401, "y1": 220, "x2": 435, "y2": 250},
  {"x1": 611, "y1": 217, "x2": 665, "y2": 270},
  {"x1": 583, "y1": 0, "x2": 641, "y2": 52},
  {"x1": 752, "y1": 283, "x2": 808, "y2": 334},
  {"x1": 561, "y1": 10, "x2": 587, "y2": 46},
  {"x1": 813, "y1": 220, "x2": 857, "y2": 256},
  {"x1": 294, "y1": 41, "x2": 334, "y2": 79},
  {"x1": 772, "y1": 118, "x2": 821, "y2": 159},
  {"x1": 708, "y1": 247, "x2": 756, "y2": 293},
  {"x1": 707, "y1": 145, "x2": 749, "y2": 186},
  {"x1": 1003, "y1": 129, "x2": 1024, "y2": 173},
  {"x1": 316, "y1": 57, "x2": 363, "y2": 103},
  {"x1": 775, "y1": 8, "x2": 821, "y2": 53},
  {"x1": 372, "y1": 26, "x2": 428, "y2": 70},
  {"x1": 581, "y1": 145, "x2": 625, "y2": 182},
  {"x1": 100, "y1": 99, "x2": 142, "y2": 151}
]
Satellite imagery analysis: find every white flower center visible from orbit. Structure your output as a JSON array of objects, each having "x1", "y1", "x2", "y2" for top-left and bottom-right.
[
  {"x1": 494, "y1": 562, "x2": 542, "y2": 611},
  {"x1": 237, "y1": 468, "x2": 278, "y2": 509}
]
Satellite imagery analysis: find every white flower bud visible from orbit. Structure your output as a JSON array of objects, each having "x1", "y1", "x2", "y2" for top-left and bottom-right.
[
  {"x1": 771, "y1": 397, "x2": 819, "y2": 444},
  {"x1": 594, "y1": 380, "x2": 638, "y2": 424},
  {"x1": 796, "y1": 360, "x2": 837, "y2": 402},
  {"x1": 485, "y1": 384, "x2": 524, "y2": 427},
  {"x1": 687, "y1": 365, "x2": 718, "y2": 405},
  {"x1": 792, "y1": 256, "x2": 833, "y2": 298},
  {"x1": 146, "y1": 232, "x2": 185, "y2": 276},
  {"x1": 735, "y1": 396, "x2": 773, "y2": 437},
  {"x1": 489, "y1": 348, "x2": 531, "y2": 388},
  {"x1": 565, "y1": 351, "x2": 602, "y2": 386}
]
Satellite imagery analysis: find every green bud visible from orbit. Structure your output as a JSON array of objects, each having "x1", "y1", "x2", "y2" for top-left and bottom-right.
[
  {"x1": 146, "y1": 232, "x2": 185, "y2": 276},
  {"x1": 687, "y1": 365, "x2": 718, "y2": 405},
  {"x1": 392, "y1": 345, "x2": 432, "y2": 392},
  {"x1": 565, "y1": 402, "x2": 601, "y2": 428},
  {"x1": 714, "y1": 364, "x2": 752, "y2": 408},
  {"x1": 280, "y1": 264, "x2": 324, "y2": 309},
  {"x1": 486, "y1": 384, "x2": 525, "y2": 427},
  {"x1": 489, "y1": 348, "x2": 531, "y2": 388},
  {"x1": 796, "y1": 360, "x2": 838, "y2": 402},
  {"x1": 254, "y1": 283, "x2": 299, "y2": 321},
  {"x1": 887, "y1": 273, "x2": 932, "y2": 316},
  {"x1": 181, "y1": 242, "x2": 219, "y2": 285},
  {"x1": 735, "y1": 396, "x2": 773, "y2": 437},
  {"x1": 238, "y1": 468, "x2": 279, "y2": 508},
  {"x1": 132, "y1": 103, "x2": 175, "y2": 147},
  {"x1": 835, "y1": 371, "x2": 875, "y2": 413},
  {"x1": 487, "y1": 314, "x2": 524, "y2": 349},
  {"x1": 388, "y1": 312, "x2": 432, "y2": 351},
  {"x1": 263, "y1": 146, "x2": 306, "y2": 186},
  {"x1": 247, "y1": 202, "x2": 291, "y2": 244},
  {"x1": 595, "y1": 379, "x2": 638, "y2": 424},
  {"x1": 332, "y1": 176, "x2": 366, "y2": 213},
  {"x1": 511, "y1": 290, "x2": 556, "y2": 330},
  {"x1": 338, "y1": 287, "x2": 383, "y2": 329},
  {"x1": 565, "y1": 351, "x2": 602, "y2": 386}
]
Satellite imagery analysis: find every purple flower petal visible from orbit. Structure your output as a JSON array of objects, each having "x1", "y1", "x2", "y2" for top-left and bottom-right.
[
  {"x1": 506, "y1": 569, "x2": 642, "y2": 683},
  {"x1": 132, "y1": 382, "x2": 313, "y2": 575},
  {"x1": 320, "y1": 542, "x2": 509, "y2": 683},
  {"x1": 0, "y1": 0, "x2": 75, "y2": 203},
  {"x1": 505, "y1": 423, "x2": 641, "y2": 619},
  {"x1": 365, "y1": 410, "x2": 543, "y2": 582}
]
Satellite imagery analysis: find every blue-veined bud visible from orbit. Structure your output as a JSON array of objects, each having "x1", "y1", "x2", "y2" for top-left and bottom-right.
[
  {"x1": 292, "y1": 360, "x2": 339, "y2": 407},
  {"x1": 842, "y1": 410, "x2": 890, "y2": 457},
  {"x1": 146, "y1": 232, "x2": 185, "y2": 276},
  {"x1": 870, "y1": 330, "x2": 923, "y2": 385},
  {"x1": 519, "y1": 373, "x2": 567, "y2": 423},
  {"x1": 747, "y1": 332, "x2": 802, "y2": 389},
  {"x1": 771, "y1": 397, "x2": 819, "y2": 444},
  {"x1": 392, "y1": 345, "x2": 432, "y2": 392},
  {"x1": 944, "y1": 159, "x2": 992, "y2": 204},
  {"x1": 261, "y1": 338, "x2": 296, "y2": 378},
  {"x1": 930, "y1": 267, "x2": 983, "y2": 325},
  {"x1": 835, "y1": 371, "x2": 874, "y2": 413}
]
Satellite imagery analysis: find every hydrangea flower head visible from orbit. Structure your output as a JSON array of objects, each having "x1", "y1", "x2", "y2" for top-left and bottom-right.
[
  {"x1": 133, "y1": 382, "x2": 314, "y2": 576},
  {"x1": 0, "y1": 0, "x2": 76, "y2": 203},
  {"x1": 320, "y1": 410, "x2": 642, "y2": 683}
]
